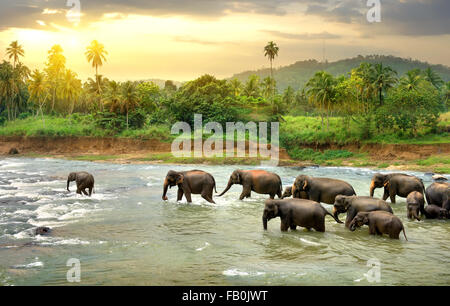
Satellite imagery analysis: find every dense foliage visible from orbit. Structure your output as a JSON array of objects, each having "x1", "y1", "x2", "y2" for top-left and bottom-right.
[{"x1": 0, "y1": 40, "x2": 448, "y2": 146}]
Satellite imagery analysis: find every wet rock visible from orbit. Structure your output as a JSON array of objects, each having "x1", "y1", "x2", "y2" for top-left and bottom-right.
[
  {"x1": 8, "y1": 148, "x2": 19, "y2": 155},
  {"x1": 0, "y1": 196, "x2": 37, "y2": 205},
  {"x1": 35, "y1": 227, "x2": 51, "y2": 236}
]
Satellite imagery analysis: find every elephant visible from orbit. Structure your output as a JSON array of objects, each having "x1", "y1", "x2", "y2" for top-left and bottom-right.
[
  {"x1": 162, "y1": 170, "x2": 217, "y2": 203},
  {"x1": 349, "y1": 211, "x2": 407, "y2": 240},
  {"x1": 218, "y1": 169, "x2": 282, "y2": 200},
  {"x1": 423, "y1": 204, "x2": 449, "y2": 219},
  {"x1": 406, "y1": 191, "x2": 425, "y2": 221},
  {"x1": 291, "y1": 175, "x2": 356, "y2": 204},
  {"x1": 67, "y1": 172, "x2": 94, "y2": 196},
  {"x1": 281, "y1": 186, "x2": 308, "y2": 199},
  {"x1": 369, "y1": 173, "x2": 425, "y2": 204},
  {"x1": 333, "y1": 195, "x2": 393, "y2": 228},
  {"x1": 262, "y1": 198, "x2": 342, "y2": 232},
  {"x1": 425, "y1": 182, "x2": 449, "y2": 211}
]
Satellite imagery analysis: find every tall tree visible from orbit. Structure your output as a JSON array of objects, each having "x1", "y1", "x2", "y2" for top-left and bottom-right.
[
  {"x1": 264, "y1": 41, "x2": 279, "y2": 100},
  {"x1": 85, "y1": 40, "x2": 108, "y2": 96},
  {"x1": 0, "y1": 61, "x2": 18, "y2": 120},
  {"x1": 6, "y1": 41, "x2": 24, "y2": 69},
  {"x1": 372, "y1": 63, "x2": 397, "y2": 106},
  {"x1": 45, "y1": 45, "x2": 66, "y2": 111},
  {"x1": 59, "y1": 69, "x2": 82, "y2": 115},
  {"x1": 104, "y1": 80, "x2": 122, "y2": 113},
  {"x1": 422, "y1": 67, "x2": 443, "y2": 89},
  {"x1": 121, "y1": 81, "x2": 139, "y2": 129},
  {"x1": 28, "y1": 69, "x2": 49, "y2": 126},
  {"x1": 400, "y1": 69, "x2": 423, "y2": 91},
  {"x1": 306, "y1": 71, "x2": 336, "y2": 130}
]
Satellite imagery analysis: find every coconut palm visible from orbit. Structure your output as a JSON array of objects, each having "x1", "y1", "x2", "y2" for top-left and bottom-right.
[
  {"x1": 6, "y1": 41, "x2": 25, "y2": 69},
  {"x1": 372, "y1": 63, "x2": 397, "y2": 106},
  {"x1": 59, "y1": 69, "x2": 82, "y2": 115},
  {"x1": 85, "y1": 40, "x2": 108, "y2": 94},
  {"x1": 45, "y1": 45, "x2": 66, "y2": 112},
  {"x1": 0, "y1": 61, "x2": 19, "y2": 121},
  {"x1": 243, "y1": 75, "x2": 261, "y2": 98},
  {"x1": 104, "y1": 80, "x2": 122, "y2": 113},
  {"x1": 264, "y1": 41, "x2": 279, "y2": 100},
  {"x1": 422, "y1": 67, "x2": 443, "y2": 89},
  {"x1": 28, "y1": 69, "x2": 49, "y2": 126},
  {"x1": 121, "y1": 81, "x2": 139, "y2": 129},
  {"x1": 306, "y1": 71, "x2": 336, "y2": 130},
  {"x1": 262, "y1": 77, "x2": 276, "y2": 99},
  {"x1": 229, "y1": 78, "x2": 242, "y2": 97},
  {"x1": 400, "y1": 69, "x2": 423, "y2": 91}
]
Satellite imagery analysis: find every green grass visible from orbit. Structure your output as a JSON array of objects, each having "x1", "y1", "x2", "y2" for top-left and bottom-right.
[
  {"x1": 416, "y1": 155, "x2": 450, "y2": 166},
  {"x1": 131, "y1": 152, "x2": 270, "y2": 165},
  {"x1": 286, "y1": 147, "x2": 354, "y2": 163},
  {"x1": 72, "y1": 155, "x2": 120, "y2": 161}
]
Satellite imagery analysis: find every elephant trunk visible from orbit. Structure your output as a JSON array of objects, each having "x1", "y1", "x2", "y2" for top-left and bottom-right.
[
  {"x1": 332, "y1": 206, "x2": 342, "y2": 224},
  {"x1": 369, "y1": 180, "x2": 376, "y2": 197},
  {"x1": 349, "y1": 221, "x2": 357, "y2": 232},
  {"x1": 218, "y1": 180, "x2": 233, "y2": 197},
  {"x1": 263, "y1": 211, "x2": 268, "y2": 230},
  {"x1": 162, "y1": 178, "x2": 169, "y2": 201},
  {"x1": 291, "y1": 185, "x2": 297, "y2": 198},
  {"x1": 67, "y1": 179, "x2": 70, "y2": 192}
]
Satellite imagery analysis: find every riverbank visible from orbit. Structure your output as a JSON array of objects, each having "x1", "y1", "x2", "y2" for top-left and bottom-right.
[{"x1": 0, "y1": 136, "x2": 448, "y2": 173}]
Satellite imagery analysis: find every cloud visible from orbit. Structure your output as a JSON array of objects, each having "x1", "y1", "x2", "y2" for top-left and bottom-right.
[
  {"x1": 262, "y1": 30, "x2": 341, "y2": 40},
  {"x1": 304, "y1": 0, "x2": 450, "y2": 36}
]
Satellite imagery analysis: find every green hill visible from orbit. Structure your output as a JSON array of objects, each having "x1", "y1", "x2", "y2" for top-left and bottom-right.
[{"x1": 229, "y1": 55, "x2": 450, "y2": 91}]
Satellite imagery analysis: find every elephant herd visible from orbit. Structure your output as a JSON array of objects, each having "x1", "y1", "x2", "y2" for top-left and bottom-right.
[
  {"x1": 65, "y1": 168, "x2": 449, "y2": 241},
  {"x1": 160, "y1": 169, "x2": 449, "y2": 240}
]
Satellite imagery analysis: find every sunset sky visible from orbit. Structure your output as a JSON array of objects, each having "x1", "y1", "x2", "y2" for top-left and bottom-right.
[{"x1": 0, "y1": 0, "x2": 449, "y2": 82}]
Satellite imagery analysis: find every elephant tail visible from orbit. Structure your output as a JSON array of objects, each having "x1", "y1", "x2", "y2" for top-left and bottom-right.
[
  {"x1": 402, "y1": 227, "x2": 408, "y2": 241},
  {"x1": 278, "y1": 182, "x2": 283, "y2": 199},
  {"x1": 324, "y1": 207, "x2": 343, "y2": 224},
  {"x1": 212, "y1": 177, "x2": 217, "y2": 193}
]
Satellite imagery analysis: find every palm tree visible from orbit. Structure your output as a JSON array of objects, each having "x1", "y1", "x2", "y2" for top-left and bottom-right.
[
  {"x1": 400, "y1": 69, "x2": 423, "y2": 91},
  {"x1": 85, "y1": 40, "x2": 108, "y2": 95},
  {"x1": 45, "y1": 45, "x2": 66, "y2": 112},
  {"x1": 6, "y1": 41, "x2": 25, "y2": 69},
  {"x1": 104, "y1": 80, "x2": 122, "y2": 113},
  {"x1": 422, "y1": 67, "x2": 443, "y2": 89},
  {"x1": 306, "y1": 71, "x2": 336, "y2": 130},
  {"x1": 264, "y1": 41, "x2": 279, "y2": 99},
  {"x1": 121, "y1": 81, "x2": 139, "y2": 129},
  {"x1": 0, "y1": 61, "x2": 18, "y2": 121},
  {"x1": 229, "y1": 79, "x2": 242, "y2": 97},
  {"x1": 59, "y1": 69, "x2": 82, "y2": 115},
  {"x1": 262, "y1": 77, "x2": 276, "y2": 99},
  {"x1": 372, "y1": 63, "x2": 397, "y2": 106},
  {"x1": 243, "y1": 75, "x2": 261, "y2": 98},
  {"x1": 28, "y1": 69, "x2": 49, "y2": 126}
]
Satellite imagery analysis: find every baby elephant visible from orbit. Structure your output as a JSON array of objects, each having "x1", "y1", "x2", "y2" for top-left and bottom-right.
[
  {"x1": 349, "y1": 211, "x2": 407, "y2": 240},
  {"x1": 67, "y1": 172, "x2": 94, "y2": 196},
  {"x1": 262, "y1": 198, "x2": 342, "y2": 232},
  {"x1": 406, "y1": 191, "x2": 425, "y2": 221},
  {"x1": 423, "y1": 205, "x2": 449, "y2": 219},
  {"x1": 281, "y1": 186, "x2": 308, "y2": 199}
]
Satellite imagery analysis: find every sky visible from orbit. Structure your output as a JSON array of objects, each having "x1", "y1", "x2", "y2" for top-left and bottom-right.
[{"x1": 0, "y1": 0, "x2": 449, "y2": 82}]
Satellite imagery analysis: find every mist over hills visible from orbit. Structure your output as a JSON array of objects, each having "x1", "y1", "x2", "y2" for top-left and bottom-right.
[{"x1": 229, "y1": 55, "x2": 450, "y2": 91}]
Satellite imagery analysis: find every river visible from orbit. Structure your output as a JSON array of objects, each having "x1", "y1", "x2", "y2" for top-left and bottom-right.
[{"x1": 0, "y1": 157, "x2": 448, "y2": 285}]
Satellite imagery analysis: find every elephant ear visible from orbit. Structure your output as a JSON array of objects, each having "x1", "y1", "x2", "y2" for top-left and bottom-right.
[
  {"x1": 362, "y1": 214, "x2": 369, "y2": 224},
  {"x1": 176, "y1": 174, "x2": 184, "y2": 185},
  {"x1": 383, "y1": 181, "x2": 389, "y2": 188},
  {"x1": 303, "y1": 180, "x2": 308, "y2": 190},
  {"x1": 273, "y1": 203, "x2": 279, "y2": 216}
]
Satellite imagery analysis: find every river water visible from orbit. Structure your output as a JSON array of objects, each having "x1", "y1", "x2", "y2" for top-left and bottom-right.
[{"x1": 0, "y1": 157, "x2": 448, "y2": 286}]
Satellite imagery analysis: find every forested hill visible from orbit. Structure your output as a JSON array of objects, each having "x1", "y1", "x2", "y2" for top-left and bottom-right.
[{"x1": 229, "y1": 55, "x2": 450, "y2": 91}]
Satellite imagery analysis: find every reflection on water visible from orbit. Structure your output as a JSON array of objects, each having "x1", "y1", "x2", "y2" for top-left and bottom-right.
[{"x1": 0, "y1": 158, "x2": 449, "y2": 285}]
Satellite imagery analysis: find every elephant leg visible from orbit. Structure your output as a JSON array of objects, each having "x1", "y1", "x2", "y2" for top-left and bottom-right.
[
  {"x1": 269, "y1": 193, "x2": 275, "y2": 199},
  {"x1": 390, "y1": 194, "x2": 396, "y2": 204},
  {"x1": 239, "y1": 186, "x2": 251, "y2": 200},
  {"x1": 184, "y1": 191, "x2": 193, "y2": 203},
  {"x1": 76, "y1": 187, "x2": 82, "y2": 195},
  {"x1": 177, "y1": 188, "x2": 184, "y2": 201},
  {"x1": 290, "y1": 224, "x2": 297, "y2": 230},
  {"x1": 382, "y1": 188, "x2": 389, "y2": 201},
  {"x1": 368, "y1": 225, "x2": 377, "y2": 235},
  {"x1": 201, "y1": 190, "x2": 215, "y2": 204},
  {"x1": 88, "y1": 187, "x2": 93, "y2": 196},
  {"x1": 389, "y1": 232, "x2": 399, "y2": 239},
  {"x1": 280, "y1": 222, "x2": 289, "y2": 232},
  {"x1": 81, "y1": 189, "x2": 89, "y2": 196}
]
